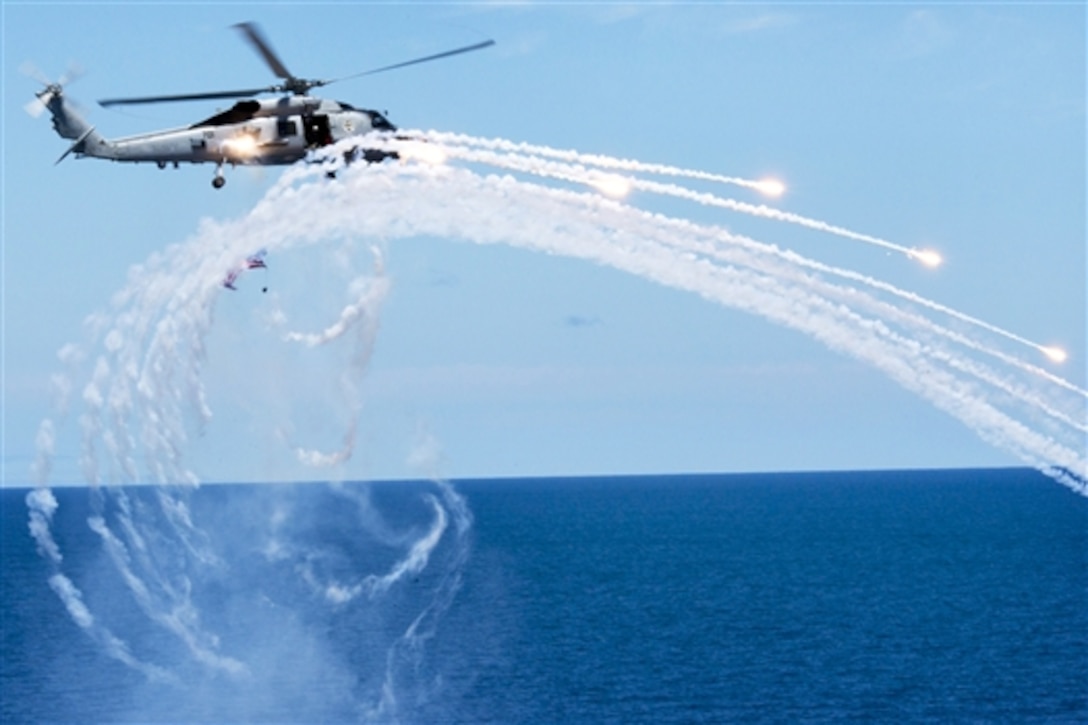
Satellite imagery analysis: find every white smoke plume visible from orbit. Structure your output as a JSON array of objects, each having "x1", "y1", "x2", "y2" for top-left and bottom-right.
[
  {"x1": 369, "y1": 432, "x2": 474, "y2": 722},
  {"x1": 325, "y1": 493, "x2": 449, "y2": 604},
  {"x1": 275, "y1": 248, "x2": 389, "y2": 469},
  {"x1": 46, "y1": 573, "x2": 175, "y2": 683},
  {"x1": 26, "y1": 485, "x2": 61, "y2": 564}
]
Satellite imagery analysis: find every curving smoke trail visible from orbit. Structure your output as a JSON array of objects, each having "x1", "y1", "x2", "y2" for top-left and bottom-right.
[
  {"x1": 425, "y1": 130, "x2": 785, "y2": 194},
  {"x1": 301, "y1": 138, "x2": 1086, "y2": 490},
  {"x1": 419, "y1": 139, "x2": 931, "y2": 260},
  {"x1": 25, "y1": 129, "x2": 1086, "y2": 719},
  {"x1": 392, "y1": 138, "x2": 1074, "y2": 403},
  {"x1": 276, "y1": 249, "x2": 390, "y2": 468},
  {"x1": 27, "y1": 194, "x2": 473, "y2": 717}
]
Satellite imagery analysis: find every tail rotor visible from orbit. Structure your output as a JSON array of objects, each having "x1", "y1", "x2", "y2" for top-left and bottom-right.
[{"x1": 22, "y1": 62, "x2": 83, "y2": 118}]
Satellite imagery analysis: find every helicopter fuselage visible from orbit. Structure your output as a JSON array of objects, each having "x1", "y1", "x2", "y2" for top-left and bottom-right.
[{"x1": 73, "y1": 96, "x2": 396, "y2": 168}]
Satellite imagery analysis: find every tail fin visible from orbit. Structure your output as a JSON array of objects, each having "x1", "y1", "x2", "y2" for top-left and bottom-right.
[{"x1": 25, "y1": 66, "x2": 107, "y2": 161}]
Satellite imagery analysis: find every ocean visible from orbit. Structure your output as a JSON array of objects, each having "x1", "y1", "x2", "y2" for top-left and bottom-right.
[{"x1": 2, "y1": 468, "x2": 1086, "y2": 723}]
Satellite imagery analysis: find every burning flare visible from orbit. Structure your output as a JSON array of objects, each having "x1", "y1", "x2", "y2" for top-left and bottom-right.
[
  {"x1": 1041, "y1": 346, "x2": 1068, "y2": 364},
  {"x1": 910, "y1": 248, "x2": 943, "y2": 268},
  {"x1": 754, "y1": 178, "x2": 786, "y2": 198}
]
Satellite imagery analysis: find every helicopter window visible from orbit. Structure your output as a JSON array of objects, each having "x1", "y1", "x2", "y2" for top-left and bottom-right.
[
  {"x1": 369, "y1": 111, "x2": 396, "y2": 131},
  {"x1": 337, "y1": 101, "x2": 356, "y2": 111},
  {"x1": 191, "y1": 100, "x2": 261, "y2": 129},
  {"x1": 277, "y1": 119, "x2": 298, "y2": 137}
]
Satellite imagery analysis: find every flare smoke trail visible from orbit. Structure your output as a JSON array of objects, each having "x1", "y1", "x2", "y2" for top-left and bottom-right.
[
  {"x1": 399, "y1": 137, "x2": 1079, "y2": 378},
  {"x1": 320, "y1": 137, "x2": 1085, "y2": 490},
  {"x1": 28, "y1": 220, "x2": 468, "y2": 717},
  {"x1": 419, "y1": 137, "x2": 937, "y2": 263},
  {"x1": 426, "y1": 130, "x2": 783, "y2": 193},
  {"x1": 26, "y1": 130, "x2": 1086, "y2": 719}
]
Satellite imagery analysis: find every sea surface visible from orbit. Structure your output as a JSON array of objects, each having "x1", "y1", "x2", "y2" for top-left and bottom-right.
[{"x1": 2, "y1": 468, "x2": 1086, "y2": 723}]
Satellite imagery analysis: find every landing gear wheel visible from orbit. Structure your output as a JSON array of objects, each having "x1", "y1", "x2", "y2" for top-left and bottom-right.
[{"x1": 212, "y1": 176, "x2": 226, "y2": 189}]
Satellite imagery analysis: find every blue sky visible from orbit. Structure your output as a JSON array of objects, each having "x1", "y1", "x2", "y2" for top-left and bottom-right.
[{"x1": 2, "y1": 2, "x2": 1085, "y2": 486}]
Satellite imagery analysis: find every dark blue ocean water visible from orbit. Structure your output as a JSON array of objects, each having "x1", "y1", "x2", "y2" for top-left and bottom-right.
[{"x1": 2, "y1": 469, "x2": 1086, "y2": 723}]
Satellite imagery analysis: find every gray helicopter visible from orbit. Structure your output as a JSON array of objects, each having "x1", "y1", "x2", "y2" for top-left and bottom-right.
[{"x1": 27, "y1": 22, "x2": 494, "y2": 188}]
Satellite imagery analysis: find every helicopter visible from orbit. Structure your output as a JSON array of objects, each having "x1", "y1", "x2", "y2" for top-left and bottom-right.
[{"x1": 26, "y1": 22, "x2": 494, "y2": 188}]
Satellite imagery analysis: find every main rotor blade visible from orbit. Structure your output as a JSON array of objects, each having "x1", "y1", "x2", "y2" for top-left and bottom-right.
[
  {"x1": 337, "y1": 39, "x2": 495, "y2": 81},
  {"x1": 233, "y1": 22, "x2": 293, "y2": 80},
  {"x1": 99, "y1": 87, "x2": 271, "y2": 107}
]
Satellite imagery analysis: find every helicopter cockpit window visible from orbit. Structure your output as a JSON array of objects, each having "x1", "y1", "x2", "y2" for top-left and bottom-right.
[
  {"x1": 192, "y1": 100, "x2": 261, "y2": 129},
  {"x1": 369, "y1": 111, "x2": 396, "y2": 131},
  {"x1": 338, "y1": 101, "x2": 357, "y2": 111},
  {"x1": 277, "y1": 119, "x2": 298, "y2": 137}
]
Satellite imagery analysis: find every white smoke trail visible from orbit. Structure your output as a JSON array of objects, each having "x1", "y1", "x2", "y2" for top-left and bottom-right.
[
  {"x1": 26, "y1": 486, "x2": 62, "y2": 564},
  {"x1": 418, "y1": 139, "x2": 931, "y2": 260},
  {"x1": 26, "y1": 486, "x2": 181, "y2": 682},
  {"x1": 27, "y1": 211, "x2": 455, "y2": 700},
  {"x1": 279, "y1": 149, "x2": 1085, "y2": 491},
  {"x1": 325, "y1": 493, "x2": 449, "y2": 604},
  {"x1": 87, "y1": 513, "x2": 247, "y2": 675},
  {"x1": 394, "y1": 136, "x2": 1080, "y2": 383},
  {"x1": 26, "y1": 238, "x2": 256, "y2": 680},
  {"x1": 47, "y1": 573, "x2": 176, "y2": 683},
  {"x1": 425, "y1": 130, "x2": 781, "y2": 194},
  {"x1": 292, "y1": 422, "x2": 359, "y2": 468},
  {"x1": 282, "y1": 263, "x2": 389, "y2": 349},
  {"x1": 369, "y1": 432, "x2": 474, "y2": 723},
  {"x1": 574, "y1": 208, "x2": 1088, "y2": 434},
  {"x1": 258, "y1": 475, "x2": 471, "y2": 719},
  {"x1": 276, "y1": 249, "x2": 390, "y2": 468}
]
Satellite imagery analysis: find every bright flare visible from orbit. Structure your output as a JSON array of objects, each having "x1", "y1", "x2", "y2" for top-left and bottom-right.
[
  {"x1": 588, "y1": 172, "x2": 632, "y2": 200},
  {"x1": 1041, "y1": 346, "x2": 1068, "y2": 364},
  {"x1": 911, "y1": 248, "x2": 943, "y2": 268},
  {"x1": 755, "y1": 178, "x2": 786, "y2": 198},
  {"x1": 223, "y1": 135, "x2": 259, "y2": 159}
]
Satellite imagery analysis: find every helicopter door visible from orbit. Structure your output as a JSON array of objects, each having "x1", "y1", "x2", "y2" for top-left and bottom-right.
[{"x1": 303, "y1": 114, "x2": 332, "y2": 148}]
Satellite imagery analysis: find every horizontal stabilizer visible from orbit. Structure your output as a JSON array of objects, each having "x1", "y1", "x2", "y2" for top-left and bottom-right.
[{"x1": 55, "y1": 125, "x2": 96, "y2": 165}]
